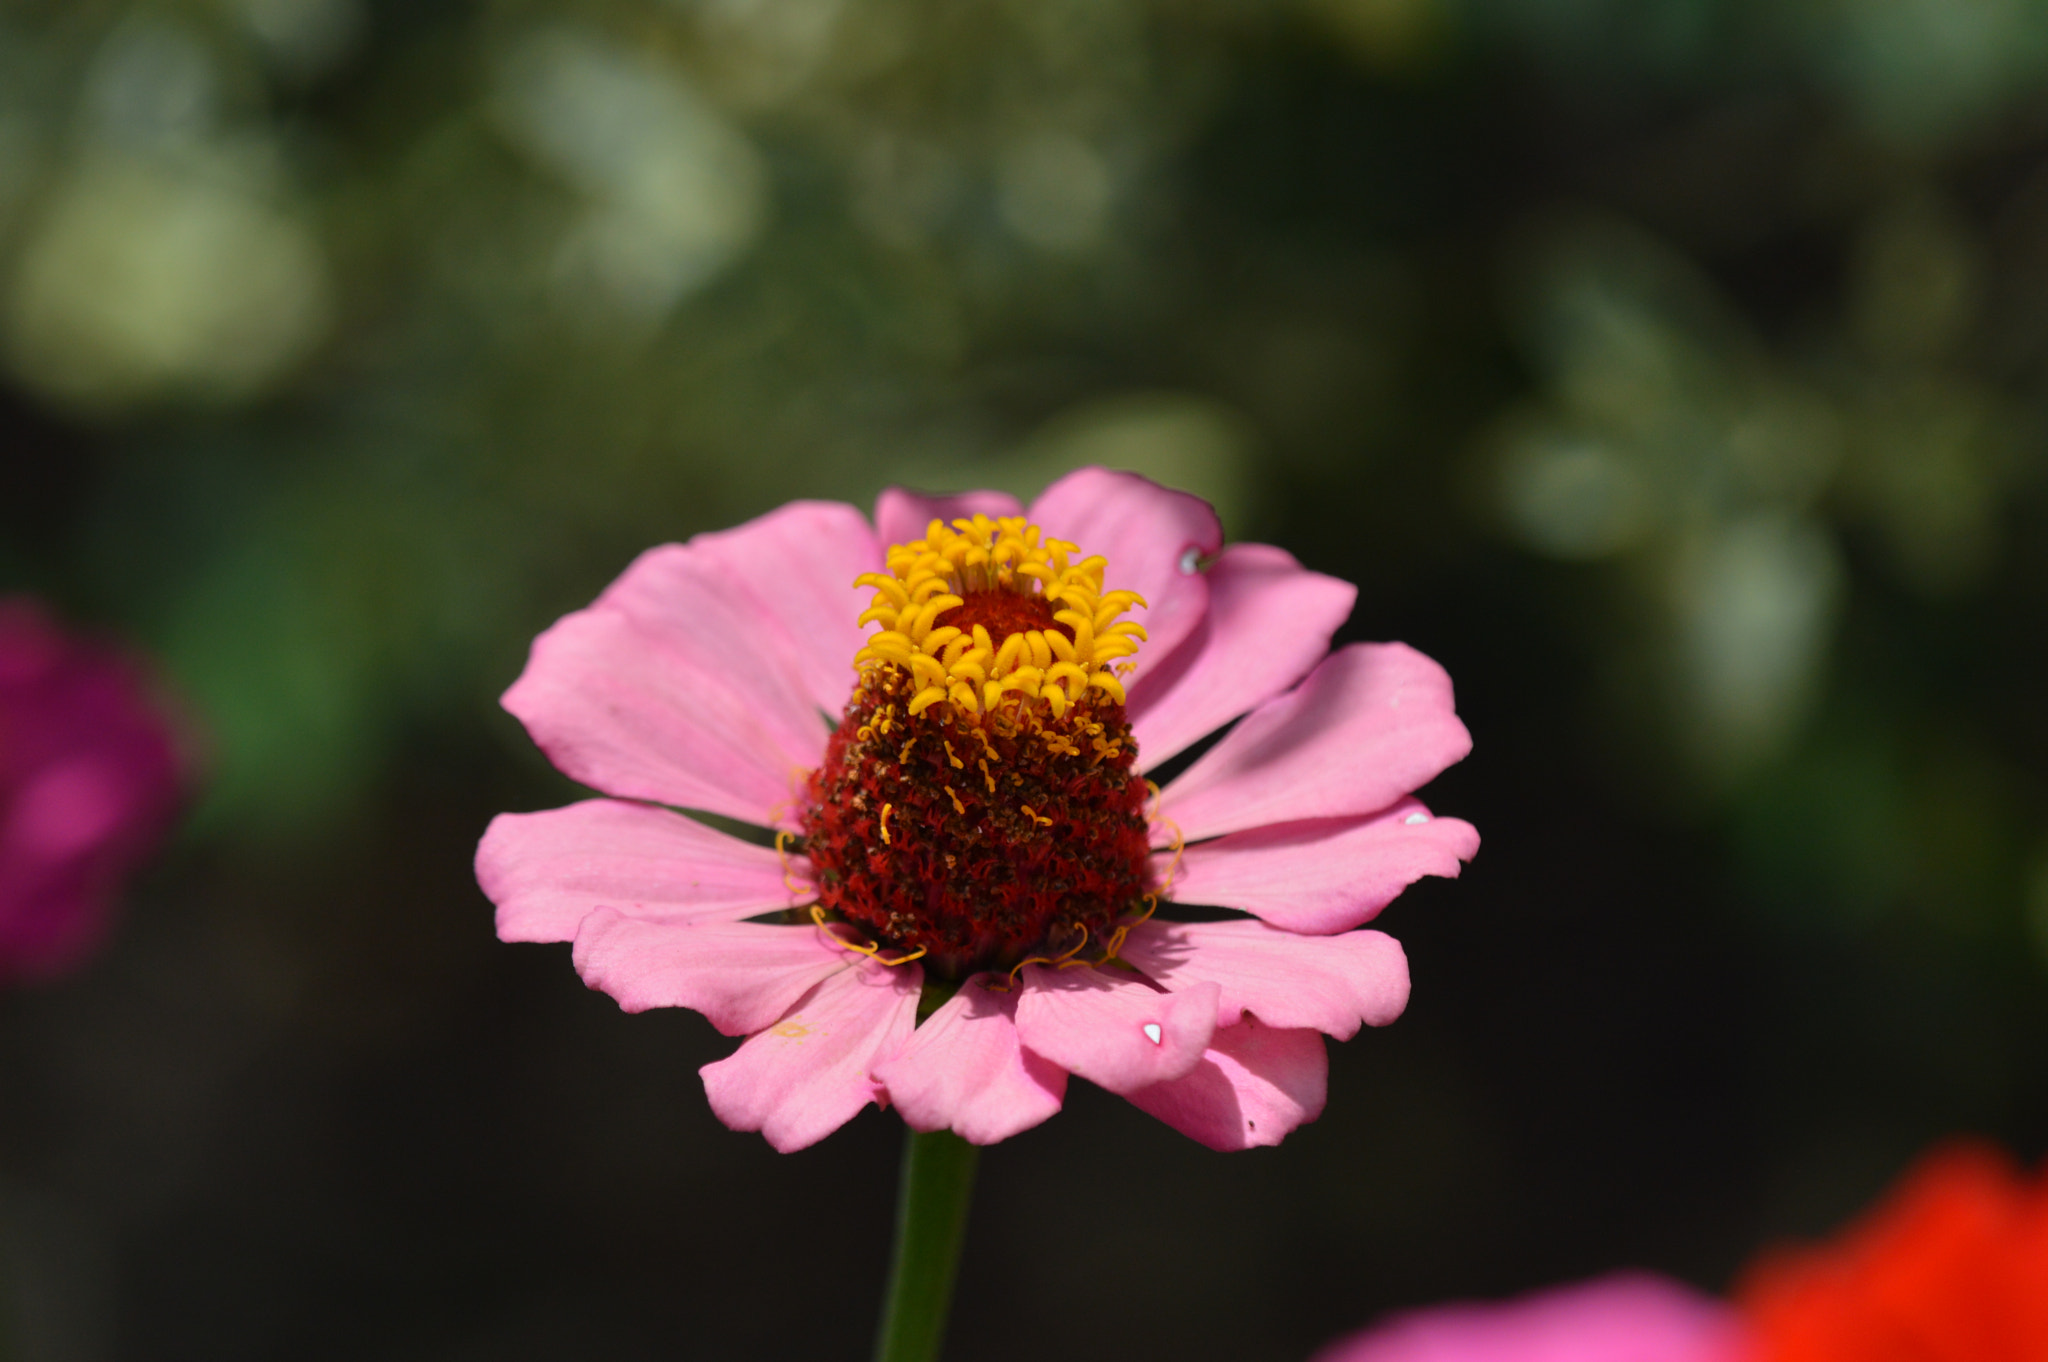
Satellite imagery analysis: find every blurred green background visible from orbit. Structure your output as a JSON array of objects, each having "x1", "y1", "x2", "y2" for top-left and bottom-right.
[{"x1": 3, "y1": 0, "x2": 2047, "y2": 1357}]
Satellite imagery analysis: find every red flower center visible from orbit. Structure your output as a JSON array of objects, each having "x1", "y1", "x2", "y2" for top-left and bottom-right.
[
  {"x1": 800, "y1": 514, "x2": 1157, "y2": 978},
  {"x1": 931, "y1": 591, "x2": 1065, "y2": 650}
]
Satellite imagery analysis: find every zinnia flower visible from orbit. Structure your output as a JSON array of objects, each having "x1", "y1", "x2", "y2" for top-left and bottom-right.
[
  {"x1": 1, "y1": 597, "x2": 186, "y2": 983},
  {"x1": 1312, "y1": 1273, "x2": 1743, "y2": 1362},
  {"x1": 478, "y1": 468, "x2": 1476, "y2": 1151},
  {"x1": 1737, "y1": 1141, "x2": 2048, "y2": 1362}
]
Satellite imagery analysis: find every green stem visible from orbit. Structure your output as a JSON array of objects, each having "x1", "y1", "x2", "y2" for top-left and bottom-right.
[{"x1": 872, "y1": 1128, "x2": 980, "y2": 1362}]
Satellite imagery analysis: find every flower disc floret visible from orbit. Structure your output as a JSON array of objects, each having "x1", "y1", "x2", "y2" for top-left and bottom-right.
[
  {"x1": 813, "y1": 515, "x2": 1156, "y2": 976},
  {"x1": 853, "y1": 514, "x2": 1147, "y2": 721}
]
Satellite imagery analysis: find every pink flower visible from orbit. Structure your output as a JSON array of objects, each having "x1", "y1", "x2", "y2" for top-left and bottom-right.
[
  {"x1": 478, "y1": 469, "x2": 1476, "y2": 1151},
  {"x1": 1312, "y1": 1274, "x2": 1745, "y2": 1362},
  {"x1": 0, "y1": 597, "x2": 186, "y2": 983}
]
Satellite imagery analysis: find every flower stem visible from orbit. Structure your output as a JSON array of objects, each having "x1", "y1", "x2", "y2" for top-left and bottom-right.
[{"x1": 872, "y1": 1128, "x2": 979, "y2": 1362}]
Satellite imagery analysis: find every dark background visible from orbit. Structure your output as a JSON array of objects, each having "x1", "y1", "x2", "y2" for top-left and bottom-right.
[{"x1": 4, "y1": 0, "x2": 2047, "y2": 1358}]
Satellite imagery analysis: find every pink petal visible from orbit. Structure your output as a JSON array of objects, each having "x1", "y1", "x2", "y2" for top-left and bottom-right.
[
  {"x1": 572, "y1": 912, "x2": 851, "y2": 1036},
  {"x1": 1010, "y1": 965, "x2": 1218, "y2": 1095},
  {"x1": 595, "y1": 501, "x2": 879, "y2": 725},
  {"x1": 478, "y1": 799, "x2": 807, "y2": 943},
  {"x1": 1128, "y1": 543, "x2": 1356, "y2": 770},
  {"x1": 1157, "y1": 643, "x2": 1472, "y2": 841},
  {"x1": 699, "y1": 960, "x2": 921, "y2": 1152},
  {"x1": 502, "y1": 607, "x2": 821, "y2": 828},
  {"x1": 1122, "y1": 1018, "x2": 1327, "y2": 1151},
  {"x1": 1116, "y1": 920, "x2": 1409, "y2": 1038},
  {"x1": 1311, "y1": 1273, "x2": 1745, "y2": 1362},
  {"x1": 872, "y1": 977, "x2": 1067, "y2": 1144},
  {"x1": 503, "y1": 501, "x2": 881, "y2": 826},
  {"x1": 1027, "y1": 468, "x2": 1222, "y2": 687},
  {"x1": 873, "y1": 488, "x2": 1026, "y2": 552},
  {"x1": 1160, "y1": 798, "x2": 1479, "y2": 934}
]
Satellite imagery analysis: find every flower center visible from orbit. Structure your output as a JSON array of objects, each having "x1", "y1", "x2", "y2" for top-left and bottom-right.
[{"x1": 801, "y1": 514, "x2": 1156, "y2": 977}]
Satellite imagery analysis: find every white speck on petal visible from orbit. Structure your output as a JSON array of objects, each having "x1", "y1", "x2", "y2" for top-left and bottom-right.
[
  {"x1": 1404, "y1": 812, "x2": 1429, "y2": 825},
  {"x1": 1142, "y1": 1022, "x2": 1163, "y2": 1045},
  {"x1": 1178, "y1": 547, "x2": 1201, "y2": 575}
]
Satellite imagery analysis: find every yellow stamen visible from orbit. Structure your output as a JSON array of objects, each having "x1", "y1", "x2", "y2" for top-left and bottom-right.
[
  {"x1": 811, "y1": 905, "x2": 927, "y2": 966},
  {"x1": 774, "y1": 829, "x2": 811, "y2": 898},
  {"x1": 1156, "y1": 820, "x2": 1186, "y2": 896},
  {"x1": 1003, "y1": 922, "x2": 1093, "y2": 988},
  {"x1": 879, "y1": 802, "x2": 893, "y2": 845}
]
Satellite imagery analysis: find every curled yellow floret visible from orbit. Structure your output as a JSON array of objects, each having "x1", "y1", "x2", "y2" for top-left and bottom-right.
[{"x1": 853, "y1": 513, "x2": 1147, "y2": 720}]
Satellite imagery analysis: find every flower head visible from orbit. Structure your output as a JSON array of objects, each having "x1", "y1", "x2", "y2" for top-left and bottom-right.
[
  {"x1": 479, "y1": 469, "x2": 1476, "y2": 1150},
  {"x1": 0, "y1": 597, "x2": 186, "y2": 983}
]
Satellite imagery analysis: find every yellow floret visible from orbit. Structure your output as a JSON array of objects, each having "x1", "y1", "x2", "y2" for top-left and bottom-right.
[{"x1": 852, "y1": 513, "x2": 1147, "y2": 720}]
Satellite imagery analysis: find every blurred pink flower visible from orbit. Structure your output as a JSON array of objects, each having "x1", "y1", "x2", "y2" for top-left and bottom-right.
[
  {"x1": 0, "y1": 598, "x2": 185, "y2": 983},
  {"x1": 1313, "y1": 1273, "x2": 1745, "y2": 1362},
  {"x1": 479, "y1": 469, "x2": 1476, "y2": 1150}
]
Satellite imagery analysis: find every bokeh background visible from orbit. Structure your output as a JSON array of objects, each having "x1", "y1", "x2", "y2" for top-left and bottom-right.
[{"x1": 4, "y1": 0, "x2": 2048, "y2": 1357}]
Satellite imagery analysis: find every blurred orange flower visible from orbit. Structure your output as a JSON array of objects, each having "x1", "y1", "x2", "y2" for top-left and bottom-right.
[{"x1": 1739, "y1": 1143, "x2": 2048, "y2": 1362}]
